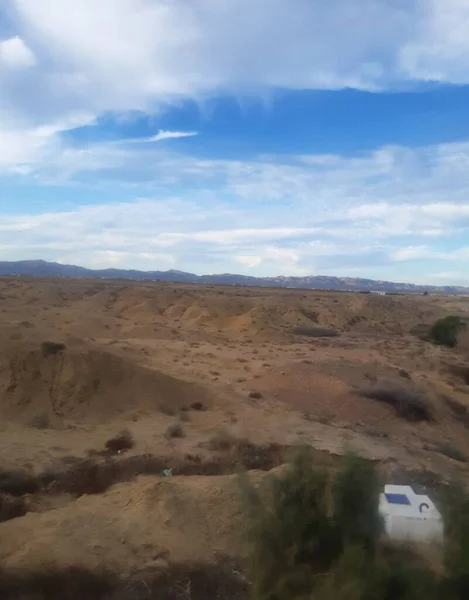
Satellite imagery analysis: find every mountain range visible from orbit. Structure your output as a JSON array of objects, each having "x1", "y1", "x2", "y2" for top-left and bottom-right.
[{"x1": 0, "y1": 260, "x2": 467, "y2": 294}]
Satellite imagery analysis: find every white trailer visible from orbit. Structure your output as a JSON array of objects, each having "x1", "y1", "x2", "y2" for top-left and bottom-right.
[{"x1": 379, "y1": 484, "x2": 444, "y2": 543}]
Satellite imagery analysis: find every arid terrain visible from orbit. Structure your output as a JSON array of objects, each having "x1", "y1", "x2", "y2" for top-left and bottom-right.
[{"x1": 0, "y1": 277, "x2": 468, "y2": 593}]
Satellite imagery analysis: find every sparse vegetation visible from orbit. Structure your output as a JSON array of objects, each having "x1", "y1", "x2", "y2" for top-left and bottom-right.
[
  {"x1": 248, "y1": 391, "x2": 263, "y2": 399},
  {"x1": 357, "y1": 379, "x2": 433, "y2": 421},
  {"x1": 0, "y1": 567, "x2": 116, "y2": 600},
  {"x1": 160, "y1": 403, "x2": 177, "y2": 416},
  {"x1": 28, "y1": 412, "x2": 51, "y2": 429},
  {"x1": 292, "y1": 326, "x2": 339, "y2": 338},
  {"x1": 104, "y1": 429, "x2": 134, "y2": 455},
  {"x1": 436, "y1": 443, "x2": 467, "y2": 462},
  {"x1": 180, "y1": 410, "x2": 191, "y2": 422},
  {"x1": 0, "y1": 493, "x2": 28, "y2": 523},
  {"x1": 448, "y1": 364, "x2": 469, "y2": 385},
  {"x1": 442, "y1": 395, "x2": 469, "y2": 428},
  {"x1": 41, "y1": 341, "x2": 66, "y2": 356},
  {"x1": 0, "y1": 469, "x2": 39, "y2": 496},
  {"x1": 0, "y1": 563, "x2": 248, "y2": 600},
  {"x1": 429, "y1": 316, "x2": 467, "y2": 348},
  {"x1": 208, "y1": 429, "x2": 238, "y2": 451},
  {"x1": 166, "y1": 423, "x2": 185, "y2": 438}
]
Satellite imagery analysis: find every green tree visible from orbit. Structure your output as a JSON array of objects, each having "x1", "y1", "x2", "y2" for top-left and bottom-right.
[
  {"x1": 429, "y1": 316, "x2": 467, "y2": 348},
  {"x1": 240, "y1": 447, "x2": 340, "y2": 600},
  {"x1": 332, "y1": 455, "x2": 382, "y2": 553}
]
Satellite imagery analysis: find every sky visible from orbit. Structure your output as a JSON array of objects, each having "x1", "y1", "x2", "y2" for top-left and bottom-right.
[{"x1": 1, "y1": 1, "x2": 469, "y2": 285}]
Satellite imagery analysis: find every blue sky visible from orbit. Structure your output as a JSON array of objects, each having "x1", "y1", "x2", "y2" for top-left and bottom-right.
[{"x1": 1, "y1": 1, "x2": 469, "y2": 285}]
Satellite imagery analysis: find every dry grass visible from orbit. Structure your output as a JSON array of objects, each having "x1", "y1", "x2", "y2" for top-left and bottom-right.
[
  {"x1": 0, "y1": 493, "x2": 28, "y2": 523},
  {"x1": 41, "y1": 341, "x2": 66, "y2": 356},
  {"x1": 292, "y1": 326, "x2": 339, "y2": 338},
  {"x1": 0, "y1": 562, "x2": 248, "y2": 600},
  {"x1": 0, "y1": 469, "x2": 39, "y2": 496},
  {"x1": 28, "y1": 413, "x2": 51, "y2": 429},
  {"x1": 165, "y1": 424, "x2": 185, "y2": 439},
  {"x1": 104, "y1": 429, "x2": 134, "y2": 455},
  {"x1": 435, "y1": 443, "x2": 467, "y2": 463},
  {"x1": 207, "y1": 429, "x2": 238, "y2": 452},
  {"x1": 0, "y1": 567, "x2": 116, "y2": 600},
  {"x1": 448, "y1": 364, "x2": 469, "y2": 386},
  {"x1": 2, "y1": 444, "x2": 285, "y2": 500},
  {"x1": 357, "y1": 380, "x2": 433, "y2": 422},
  {"x1": 442, "y1": 395, "x2": 469, "y2": 428}
]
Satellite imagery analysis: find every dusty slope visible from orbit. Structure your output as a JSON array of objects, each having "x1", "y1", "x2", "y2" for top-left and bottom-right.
[
  {"x1": 0, "y1": 277, "x2": 469, "y2": 578},
  {"x1": 0, "y1": 471, "x2": 256, "y2": 573},
  {"x1": 0, "y1": 332, "x2": 211, "y2": 425}
]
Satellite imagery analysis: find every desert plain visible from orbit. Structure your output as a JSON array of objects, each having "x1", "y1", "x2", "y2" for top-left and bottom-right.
[{"x1": 0, "y1": 277, "x2": 468, "y2": 596}]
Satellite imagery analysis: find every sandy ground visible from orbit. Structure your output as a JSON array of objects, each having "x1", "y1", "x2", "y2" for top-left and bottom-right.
[{"x1": 0, "y1": 277, "x2": 468, "y2": 573}]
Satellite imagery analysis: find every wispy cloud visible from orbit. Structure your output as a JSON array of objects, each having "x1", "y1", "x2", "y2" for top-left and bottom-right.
[
  {"x1": 1, "y1": 132, "x2": 469, "y2": 282},
  {"x1": 147, "y1": 130, "x2": 198, "y2": 142}
]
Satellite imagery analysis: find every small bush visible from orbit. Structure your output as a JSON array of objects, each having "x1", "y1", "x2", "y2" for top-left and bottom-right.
[
  {"x1": 357, "y1": 380, "x2": 432, "y2": 421},
  {"x1": 443, "y1": 395, "x2": 469, "y2": 428},
  {"x1": 429, "y1": 316, "x2": 467, "y2": 348},
  {"x1": 411, "y1": 323, "x2": 432, "y2": 340},
  {"x1": 0, "y1": 469, "x2": 39, "y2": 496},
  {"x1": 160, "y1": 404, "x2": 176, "y2": 416},
  {"x1": 190, "y1": 402, "x2": 206, "y2": 411},
  {"x1": 241, "y1": 447, "x2": 340, "y2": 600},
  {"x1": 448, "y1": 364, "x2": 469, "y2": 386},
  {"x1": 44, "y1": 459, "x2": 117, "y2": 496},
  {"x1": 28, "y1": 413, "x2": 51, "y2": 429},
  {"x1": 0, "y1": 493, "x2": 28, "y2": 523},
  {"x1": 248, "y1": 391, "x2": 263, "y2": 399},
  {"x1": 105, "y1": 429, "x2": 134, "y2": 455},
  {"x1": 332, "y1": 454, "x2": 382, "y2": 553},
  {"x1": 41, "y1": 341, "x2": 66, "y2": 356},
  {"x1": 208, "y1": 430, "x2": 238, "y2": 452},
  {"x1": 0, "y1": 567, "x2": 115, "y2": 600},
  {"x1": 166, "y1": 423, "x2": 185, "y2": 439},
  {"x1": 292, "y1": 326, "x2": 339, "y2": 338},
  {"x1": 436, "y1": 443, "x2": 467, "y2": 463}
]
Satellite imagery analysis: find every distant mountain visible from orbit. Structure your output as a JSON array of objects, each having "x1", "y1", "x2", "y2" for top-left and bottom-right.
[{"x1": 0, "y1": 259, "x2": 467, "y2": 294}]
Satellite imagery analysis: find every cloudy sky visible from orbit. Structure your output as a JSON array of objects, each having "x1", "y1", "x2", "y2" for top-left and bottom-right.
[{"x1": 1, "y1": 0, "x2": 469, "y2": 284}]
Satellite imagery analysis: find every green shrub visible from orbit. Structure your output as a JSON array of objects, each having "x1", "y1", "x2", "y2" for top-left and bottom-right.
[
  {"x1": 104, "y1": 429, "x2": 134, "y2": 454},
  {"x1": 165, "y1": 423, "x2": 185, "y2": 438},
  {"x1": 429, "y1": 317, "x2": 467, "y2": 348},
  {"x1": 240, "y1": 447, "x2": 340, "y2": 600},
  {"x1": 41, "y1": 341, "x2": 66, "y2": 356},
  {"x1": 332, "y1": 455, "x2": 382, "y2": 553},
  {"x1": 357, "y1": 380, "x2": 432, "y2": 422},
  {"x1": 241, "y1": 449, "x2": 469, "y2": 600},
  {"x1": 436, "y1": 443, "x2": 467, "y2": 463}
]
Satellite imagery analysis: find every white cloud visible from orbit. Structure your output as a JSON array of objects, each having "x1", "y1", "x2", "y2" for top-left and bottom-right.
[
  {"x1": 119, "y1": 130, "x2": 198, "y2": 144},
  {"x1": 399, "y1": 0, "x2": 469, "y2": 83},
  {"x1": 1, "y1": 0, "x2": 469, "y2": 127},
  {"x1": 0, "y1": 135, "x2": 469, "y2": 281},
  {"x1": 236, "y1": 255, "x2": 262, "y2": 268},
  {"x1": 392, "y1": 245, "x2": 469, "y2": 261},
  {"x1": 0, "y1": 112, "x2": 96, "y2": 172},
  {"x1": 0, "y1": 36, "x2": 36, "y2": 68},
  {"x1": 148, "y1": 130, "x2": 198, "y2": 142}
]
